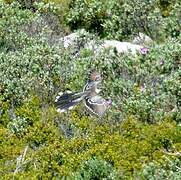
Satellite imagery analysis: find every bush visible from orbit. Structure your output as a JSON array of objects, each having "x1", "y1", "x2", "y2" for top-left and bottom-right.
[
  {"x1": 66, "y1": 0, "x2": 180, "y2": 40},
  {"x1": 7, "y1": 116, "x2": 29, "y2": 136},
  {"x1": 0, "y1": 2, "x2": 71, "y2": 105},
  {"x1": 137, "y1": 159, "x2": 181, "y2": 180},
  {"x1": 71, "y1": 157, "x2": 118, "y2": 179}
]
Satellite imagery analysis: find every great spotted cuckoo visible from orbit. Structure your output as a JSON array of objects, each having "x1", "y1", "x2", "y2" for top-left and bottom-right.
[{"x1": 55, "y1": 71, "x2": 112, "y2": 117}]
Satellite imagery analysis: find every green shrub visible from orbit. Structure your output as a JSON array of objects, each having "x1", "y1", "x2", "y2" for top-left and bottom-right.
[
  {"x1": 66, "y1": 0, "x2": 180, "y2": 40},
  {"x1": 137, "y1": 159, "x2": 181, "y2": 180},
  {"x1": 71, "y1": 157, "x2": 118, "y2": 180},
  {"x1": 1, "y1": 104, "x2": 180, "y2": 178},
  {"x1": 7, "y1": 116, "x2": 29, "y2": 136}
]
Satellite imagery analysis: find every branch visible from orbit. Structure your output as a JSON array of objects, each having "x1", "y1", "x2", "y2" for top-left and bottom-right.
[
  {"x1": 14, "y1": 145, "x2": 29, "y2": 175},
  {"x1": 162, "y1": 149, "x2": 181, "y2": 157}
]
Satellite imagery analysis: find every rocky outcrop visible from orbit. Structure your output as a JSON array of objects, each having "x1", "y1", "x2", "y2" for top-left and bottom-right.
[
  {"x1": 132, "y1": 32, "x2": 153, "y2": 45},
  {"x1": 62, "y1": 30, "x2": 145, "y2": 56},
  {"x1": 101, "y1": 40, "x2": 143, "y2": 55}
]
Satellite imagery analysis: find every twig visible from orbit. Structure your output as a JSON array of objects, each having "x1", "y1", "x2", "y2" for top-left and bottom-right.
[
  {"x1": 164, "y1": 156, "x2": 181, "y2": 171},
  {"x1": 162, "y1": 149, "x2": 181, "y2": 157},
  {"x1": 14, "y1": 145, "x2": 29, "y2": 175},
  {"x1": 162, "y1": 150, "x2": 181, "y2": 171}
]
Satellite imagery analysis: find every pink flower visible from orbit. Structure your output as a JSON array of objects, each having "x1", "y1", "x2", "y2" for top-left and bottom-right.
[
  {"x1": 160, "y1": 59, "x2": 164, "y2": 65},
  {"x1": 106, "y1": 99, "x2": 112, "y2": 106},
  {"x1": 140, "y1": 47, "x2": 149, "y2": 55}
]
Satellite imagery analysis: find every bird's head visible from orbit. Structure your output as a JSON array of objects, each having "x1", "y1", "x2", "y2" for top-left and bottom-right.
[{"x1": 90, "y1": 71, "x2": 102, "y2": 82}]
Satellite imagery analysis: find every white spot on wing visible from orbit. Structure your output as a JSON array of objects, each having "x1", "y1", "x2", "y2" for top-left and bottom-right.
[
  {"x1": 87, "y1": 96, "x2": 106, "y2": 106},
  {"x1": 57, "y1": 108, "x2": 66, "y2": 113},
  {"x1": 58, "y1": 92, "x2": 63, "y2": 96},
  {"x1": 55, "y1": 95, "x2": 60, "y2": 102},
  {"x1": 68, "y1": 106, "x2": 74, "y2": 110},
  {"x1": 66, "y1": 90, "x2": 72, "y2": 94},
  {"x1": 73, "y1": 97, "x2": 83, "y2": 103}
]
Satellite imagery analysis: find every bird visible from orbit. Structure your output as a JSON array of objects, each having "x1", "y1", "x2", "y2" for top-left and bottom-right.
[
  {"x1": 55, "y1": 71, "x2": 112, "y2": 117},
  {"x1": 84, "y1": 95, "x2": 112, "y2": 117}
]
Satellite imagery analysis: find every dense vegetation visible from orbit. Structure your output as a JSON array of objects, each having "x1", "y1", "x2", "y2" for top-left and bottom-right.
[{"x1": 0, "y1": 0, "x2": 180, "y2": 179}]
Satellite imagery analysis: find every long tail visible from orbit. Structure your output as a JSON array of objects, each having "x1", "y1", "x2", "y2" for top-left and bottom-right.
[{"x1": 55, "y1": 91, "x2": 87, "y2": 113}]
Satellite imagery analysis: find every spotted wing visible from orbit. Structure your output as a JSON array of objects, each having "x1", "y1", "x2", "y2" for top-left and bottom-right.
[
  {"x1": 84, "y1": 95, "x2": 107, "y2": 117},
  {"x1": 55, "y1": 91, "x2": 87, "y2": 113}
]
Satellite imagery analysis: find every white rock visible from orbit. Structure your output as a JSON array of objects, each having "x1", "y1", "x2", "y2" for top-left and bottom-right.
[
  {"x1": 62, "y1": 32, "x2": 79, "y2": 48},
  {"x1": 61, "y1": 30, "x2": 145, "y2": 56},
  {"x1": 85, "y1": 40, "x2": 143, "y2": 55},
  {"x1": 132, "y1": 32, "x2": 153, "y2": 45},
  {"x1": 61, "y1": 29, "x2": 87, "y2": 48},
  {"x1": 103, "y1": 40, "x2": 143, "y2": 55}
]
